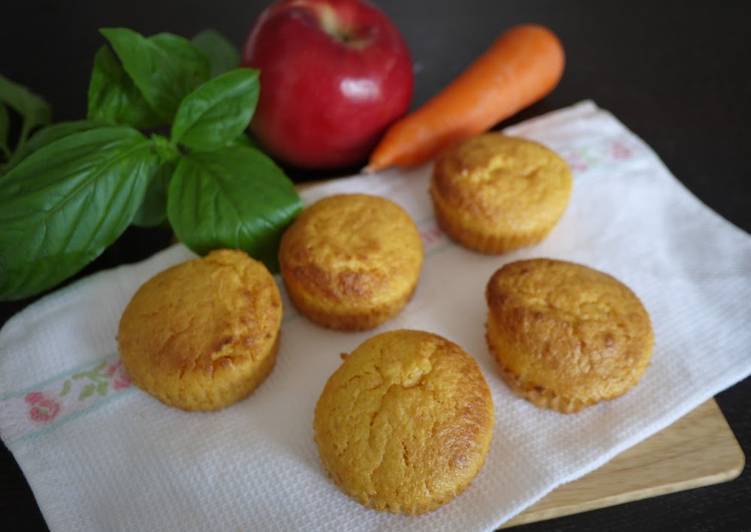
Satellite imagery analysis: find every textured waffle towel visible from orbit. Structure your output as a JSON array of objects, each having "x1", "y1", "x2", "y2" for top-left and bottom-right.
[{"x1": 1, "y1": 101, "x2": 750, "y2": 531}]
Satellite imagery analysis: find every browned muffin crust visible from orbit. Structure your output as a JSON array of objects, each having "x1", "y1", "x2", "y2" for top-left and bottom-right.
[
  {"x1": 314, "y1": 330, "x2": 494, "y2": 514},
  {"x1": 431, "y1": 133, "x2": 572, "y2": 253},
  {"x1": 279, "y1": 194, "x2": 423, "y2": 330},
  {"x1": 118, "y1": 249, "x2": 282, "y2": 411},
  {"x1": 485, "y1": 258, "x2": 654, "y2": 413}
]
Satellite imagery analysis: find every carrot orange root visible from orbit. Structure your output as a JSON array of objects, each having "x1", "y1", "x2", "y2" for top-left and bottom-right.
[{"x1": 367, "y1": 24, "x2": 565, "y2": 172}]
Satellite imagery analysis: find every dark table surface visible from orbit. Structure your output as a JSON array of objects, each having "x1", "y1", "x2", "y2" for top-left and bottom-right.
[{"x1": 1, "y1": 1, "x2": 750, "y2": 530}]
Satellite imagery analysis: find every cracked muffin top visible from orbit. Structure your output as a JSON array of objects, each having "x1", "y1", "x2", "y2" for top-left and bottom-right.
[
  {"x1": 314, "y1": 329, "x2": 494, "y2": 514},
  {"x1": 486, "y1": 258, "x2": 654, "y2": 413},
  {"x1": 279, "y1": 193, "x2": 423, "y2": 330},
  {"x1": 430, "y1": 133, "x2": 572, "y2": 253},
  {"x1": 118, "y1": 249, "x2": 282, "y2": 411}
]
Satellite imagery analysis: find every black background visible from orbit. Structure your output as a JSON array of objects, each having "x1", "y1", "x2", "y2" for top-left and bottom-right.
[{"x1": 1, "y1": 1, "x2": 750, "y2": 530}]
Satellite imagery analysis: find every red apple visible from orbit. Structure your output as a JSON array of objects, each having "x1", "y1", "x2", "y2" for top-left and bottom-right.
[{"x1": 242, "y1": 0, "x2": 413, "y2": 169}]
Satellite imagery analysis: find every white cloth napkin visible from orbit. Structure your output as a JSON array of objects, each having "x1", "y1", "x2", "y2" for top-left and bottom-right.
[{"x1": 1, "y1": 101, "x2": 750, "y2": 532}]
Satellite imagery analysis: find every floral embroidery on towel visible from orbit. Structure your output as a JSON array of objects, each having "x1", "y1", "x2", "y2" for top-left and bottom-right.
[{"x1": 0, "y1": 354, "x2": 134, "y2": 444}]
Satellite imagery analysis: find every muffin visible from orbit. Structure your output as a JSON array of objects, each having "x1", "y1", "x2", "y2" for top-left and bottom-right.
[
  {"x1": 430, "y1": 133, "x2": 572, "y2": 254},
  {"x1": 118, "y1": 249, "x2": 282, "y2": 411},
  {"x1": 279, "y1": 194, "x2": 423, "y2": 331},
  {"x1": 485, "y1": 259, "x2": 653, "y2": 413},
  {"x1": 314, "y1": 330, "x2": 494, "y2": 514}
]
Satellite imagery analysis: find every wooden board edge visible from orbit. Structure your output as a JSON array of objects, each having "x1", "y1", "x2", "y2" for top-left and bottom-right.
[
  {"x1": 502, "y1": 399, "x2": 746, "y2": 528},
  {"x1": 504, "y1": 464, "x2": 744, "y2": 528}
]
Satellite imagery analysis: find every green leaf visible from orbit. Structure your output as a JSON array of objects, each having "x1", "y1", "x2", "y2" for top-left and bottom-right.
[
  {"x1": 167, "y1": 146, "x2": 302, "y2": 270},
  {"x1": 96, "y1": 381, "x2": 109, "y2": 396},
  {"x1": 87, "y1": 46, "x2": 162, "y2": 128},
  {"x1": 171, "y1": 68, "x2": 259, "y2": 151},
  {"x1": 0, "y1": 104, "x2": 9, "y2": 159},
  {"x1": 191, "y1": 29, "x2": 241, "y2": 78},
  {"x1": 79, "y1": 383, "x2": 96, "y2": 401},
  {"x1": 228, "y1": 132, "x2": 258, "y2": 149},
  {"x1": 132, "y1": 159, "x2": 174, "y2": 227},
  {"x1": 100, "y1": 28, "x2": 209, "y2": 122},
  {"x1": 60, "y1": 380, "x2": 72, "y2": 397},
  {"x1": 0, "y1": 126, "x2": 160, "y2": 300},
  {"x1": 7, "y1": 120, "x2": 100, "y2": 169},
  {"x1": 0, "y1": 74, "x2": 51, "y2": 144}
]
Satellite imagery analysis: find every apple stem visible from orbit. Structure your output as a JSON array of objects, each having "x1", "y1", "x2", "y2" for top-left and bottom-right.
[
  {"x1": 293, "y1": 0, "x2": 369, "y2": 48},
  {"x1": 314, "y1": 3, "x2": 341, "y2": 37}
]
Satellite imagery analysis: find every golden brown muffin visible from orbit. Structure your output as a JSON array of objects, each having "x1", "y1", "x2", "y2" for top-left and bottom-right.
[
  {"x1": 279, "y1": 194, "x2": 423, "y2": 331},
  {"x1": 485, "y1": 259, "x2": 653, "y2": 413},
  {"x1": 118, "y1": 249, "x2": 282, "y2": 411},
  {"x1": 430, "y1": 133, "x2": 572, "y2": 254},
  {"x1": 314, "y1": 330, "x2": 494, "y2": 514}
]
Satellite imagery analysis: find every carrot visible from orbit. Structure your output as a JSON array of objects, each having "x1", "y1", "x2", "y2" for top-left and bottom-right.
[{"x1": 366, "y1": 24, "x2": 565, "y2": 172}]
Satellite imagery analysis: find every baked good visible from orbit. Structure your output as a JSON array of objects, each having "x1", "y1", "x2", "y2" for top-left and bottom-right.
[
  {"x1": 314, "y1": 329, "x2": 494, "y2": 514},
  {"x1": 279, "y1": 194, "x2": 423, "y2": 330},
  {"x1": 430, "y1": 133, "x2": 572, "y2": 253},
  {"x1": 118, "y1": 249, "x2": 282, "y2": 411},
  {"x1": 485, "y1": 258, "x2": 653, "y2": 413}
]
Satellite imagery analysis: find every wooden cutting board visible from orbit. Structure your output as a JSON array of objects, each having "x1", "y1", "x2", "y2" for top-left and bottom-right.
[{"x1": 502, "y1": 399, "x2": 745, "y2": 528}]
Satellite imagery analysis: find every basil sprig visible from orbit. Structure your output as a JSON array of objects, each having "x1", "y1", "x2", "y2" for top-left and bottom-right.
[{"x1": 0, "y1": 28, "x2": 302, "y2": 301}]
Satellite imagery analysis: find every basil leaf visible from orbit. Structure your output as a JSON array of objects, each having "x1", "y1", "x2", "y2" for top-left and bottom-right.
[
  {"x1": 21, "y1": 120, "x2": 100, "y2": 152},
  {"x1": 171, "y1": 69, "x2": 259, "y2": 151},
  {"x1": 0, "y1": 104, "x2": 9, "y2": 159},
  {"x1": 7, "y1": 120, "x2": 100, "y2": 168},
  {"x1": 0, "y1": 74, "x2": 51, "y2": 143},
  {"x1": 87, "y1": 46, "x2": 162, "y2": 128},
  {"x1": 192, "y1": 29, "x2": 241, "y2": 78},
  {"x1": 0, "y1": 127, "x2": 159, "y2": 300},
  {"x1": 167, "y1": 146, "x2": 301, "y2": 270},
  {"x1": 100, "y1": 28, "x2": 209, "y2": 121},
  {"x1": 228, "y1": 132, "x2": 258, "y2": 149},
  {"x1": 132, "y1": 160, "x2": 174, "y2": 227}
]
